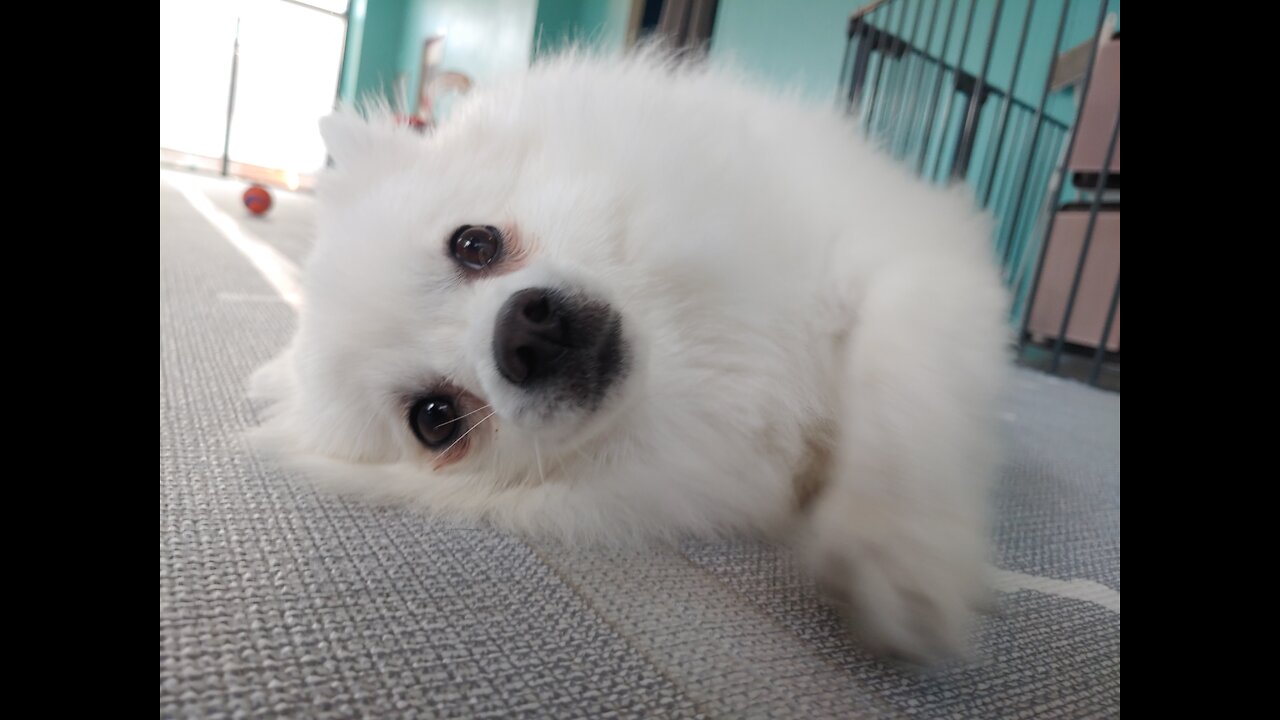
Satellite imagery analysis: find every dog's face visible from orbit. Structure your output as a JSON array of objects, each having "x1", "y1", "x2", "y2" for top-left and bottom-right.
[{"x1": 258, "y1": 107, "x2": 662, "y2": 487}]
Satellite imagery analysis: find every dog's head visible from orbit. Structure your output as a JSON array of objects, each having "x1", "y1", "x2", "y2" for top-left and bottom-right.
[
  {"x1": 255, "y1": 108, "x2": 645, "y2": 472},
  {"x1": 250, "y1": 58, "x2": 826, "y2": 534}
]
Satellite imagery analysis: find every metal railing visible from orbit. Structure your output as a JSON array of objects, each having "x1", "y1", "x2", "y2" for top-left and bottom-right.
[{"x1": 838, "y1": 0, "x2": 1119, "y2": 390}]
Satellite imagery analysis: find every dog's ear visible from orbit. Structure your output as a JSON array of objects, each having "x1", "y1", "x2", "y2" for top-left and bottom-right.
[{"x1": 319, "y1": 106, "x2": 421, "y2": 173}]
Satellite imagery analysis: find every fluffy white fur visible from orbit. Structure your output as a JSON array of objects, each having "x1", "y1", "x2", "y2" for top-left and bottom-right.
[{"x1": 249, "y1": 51, "x2": 1010, "y2": 664}]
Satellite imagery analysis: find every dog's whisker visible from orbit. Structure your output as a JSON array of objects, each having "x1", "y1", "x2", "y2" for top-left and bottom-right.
[
  {"x1": 437, "y1": 410, "x2": 496, "y2": 458},
  {"x1": 352, "y1": 405, "x2": 383, "y2": 448},
  {"x1": 434, "y1": 404, "x2": 492, "y2": 429},
  {"x1": 534, "y1": 440, "x2": 546, "y2": 484}
]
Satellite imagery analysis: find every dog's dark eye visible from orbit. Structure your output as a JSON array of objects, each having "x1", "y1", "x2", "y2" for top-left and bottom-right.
[
  {"x1": 409, "y1": 397, "x2": 460, "y2": 449},
  {"x1": 450, "y1": 226, "x2": 502, "y2": 270}
]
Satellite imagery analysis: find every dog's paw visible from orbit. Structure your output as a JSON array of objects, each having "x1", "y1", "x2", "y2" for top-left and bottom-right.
[{"x1": 806, "y1": 497, "x2": 988, "y2": 666}]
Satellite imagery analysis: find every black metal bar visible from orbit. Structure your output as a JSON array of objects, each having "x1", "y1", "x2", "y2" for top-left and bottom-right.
[
  {"x1": 992, "y1": 109, "x2": 1028, "y2": 233},
  {"x1": 847, "y1": 19, "x2": 875, "y2": 111},
  {"x1": 994, "y1": 111, "x2": 1035, "y2": 262},
  {"x1": 1017, "y1": 0, "x2": 1111, "y2": 345},
  {"x1": 333, "y1": 2, "x2": 351, "y2": 106},
  {"x1": 914, "y1": 0, "x2": 961, "y2": 176},
  {"x1": 1050, "y1": 106, "x2": 1120, "y2": 373},
  {"x1": 951, "y1": 0, "x2": 1004, "y2": 182},
  {"x1": 872, "y1": 0, "x2": 907, "y2": 135},
  {"x1": 988, "y1": 114, "x2": 1016, "y2": 225},
  {"x1": 1088, "y1": 272, "x2": 1120, "y2": 386},
  {"x1": 997, "y1": 0, "x2": 1071, "y2": 264},
  {"x1": 978, "y1": 0, "x2": 1034, "y2": 207},
  {"x1": 890, "y1": 0, "x2": 942, "y2": 158},
  {"x1": 1007, "y1": 125, "x2": 1063, "y2": 286},
  {"x1": 838, "y1": 17, "x2": 856, "y2": 105},
  {"x1": 871, "y1": 0, "x2": 909, "y2": 135},
  {"x1": 838, "y1": 41, "x2": 853, "y2": 102},
  {"x1": 1003, "y1": 122, "x2": 1054, "y2": 271},
  {"x1": 907, "y1": 1, "x2": 940, "y2": 160},
  {"x1": 884, "y1": 43, "x2": 1071, "y2": 133},
  {"x1": 885, "y1": 0, "x2": 930, "y2": 155},
  {"x1": 221, "y1": 16, "x2": 241, "y2": 176},
  {"x1": 929, "y1": 0, "x2": 979, "y2": 181},
  {"x1": 861, "y1": 4, "x2": 894, "y2": 133}
]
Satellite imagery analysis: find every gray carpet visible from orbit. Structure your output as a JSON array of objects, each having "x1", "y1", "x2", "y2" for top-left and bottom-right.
[{"x1": 160, "y1": 169, "x2": 1120, "y2": 719}]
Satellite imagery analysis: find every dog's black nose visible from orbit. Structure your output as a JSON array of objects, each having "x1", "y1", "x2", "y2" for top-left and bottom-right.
[
  {"x1": 493, "y1": 287, "x2": 618, "y2": 387},
  {"x1": 494, "y1": 288, "x2": 575, "y2": 385}
]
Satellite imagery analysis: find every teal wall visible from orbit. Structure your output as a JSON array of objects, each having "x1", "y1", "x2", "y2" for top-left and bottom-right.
[
  {"x1": 577, "y1": 0, "x2": 633, "y2": 54},
  {"x1": 532, "y1": 0, "x2": 633, "y2": 58},
  {"x1": 533, "y1": 0, "x2": 583, "y2": 56},
  {"x1": 338, "y1": 0, "x2": 366, "y2": 105},
  {"x1": 707, "y1": 0, "x2": 854, "y2": 102},
  {"x1": 348, "y1": 0, "x2": 412, "y2": 105},
  {"x1": 337, "y1": 0, "x2": 633, "y2": 108},
  {"x1": 339, "y1": 0, "x2": 542, "y2": 115},
  {"x1": 398, "y1": 0, "x2": 540, "y2": 114}
]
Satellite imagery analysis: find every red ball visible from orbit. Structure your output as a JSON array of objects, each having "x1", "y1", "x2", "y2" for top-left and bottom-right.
[{"x1": 243, "y1": 185, "x2": 272, "y2": 215}]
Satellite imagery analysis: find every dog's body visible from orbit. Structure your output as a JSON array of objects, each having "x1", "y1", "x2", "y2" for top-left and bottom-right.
[{"x1": 250, "y1": 53, "x2": 1009, "y2": 663}]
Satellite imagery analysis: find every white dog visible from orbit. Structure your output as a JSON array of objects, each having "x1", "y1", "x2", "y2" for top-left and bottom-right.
[{"x1": 250, "y1": 51, "x2": 1009, "y2": 664}]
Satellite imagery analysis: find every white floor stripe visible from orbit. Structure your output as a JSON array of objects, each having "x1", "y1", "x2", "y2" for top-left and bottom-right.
[
  {"x1": 993, "y1": 568, "x2": 1120, "y2": 613},
  {"x1": 165, "y1": 171, "x2": 303, "y2": 308},
  {"x1": 167, "y1": 169, "x2": 1122, "y2": 617}
]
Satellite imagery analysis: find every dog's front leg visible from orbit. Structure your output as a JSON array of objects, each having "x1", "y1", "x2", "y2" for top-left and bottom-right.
[{"x1": 803, "y1": 255, "x2": 1007, "y2": 664}]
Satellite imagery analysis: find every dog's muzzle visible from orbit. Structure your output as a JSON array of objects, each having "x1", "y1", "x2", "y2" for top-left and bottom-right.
[{"x1": 492, "y1": 287, "x2": 626, "y2": 408}]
